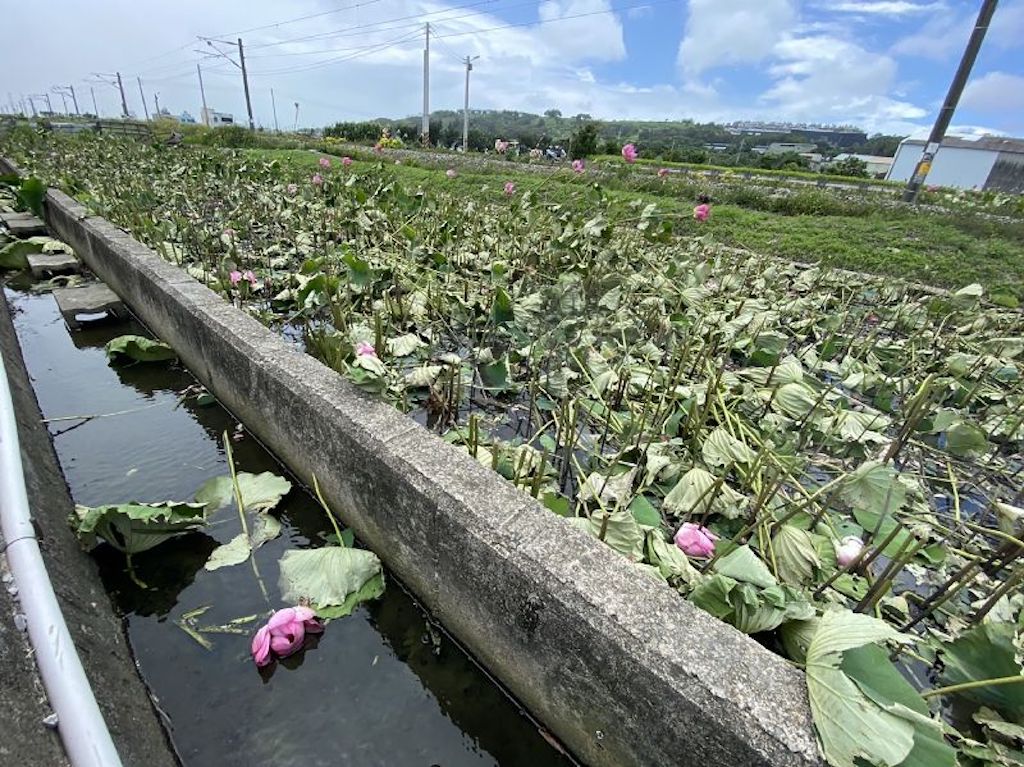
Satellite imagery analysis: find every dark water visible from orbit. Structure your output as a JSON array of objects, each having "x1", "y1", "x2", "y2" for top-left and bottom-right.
[{"x1": 6, "y1": 285, "x2": 573, "y2": 767}]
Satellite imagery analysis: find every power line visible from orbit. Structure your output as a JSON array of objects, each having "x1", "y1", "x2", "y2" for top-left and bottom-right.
[
  {"x1": 246, "y1": 29, "x2": 424, "y2": 77},
  {"x1": 212, "y1": 0, "x2": 383, "y2": 38}
]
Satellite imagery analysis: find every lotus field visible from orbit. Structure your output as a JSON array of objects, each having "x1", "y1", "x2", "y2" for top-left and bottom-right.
[{"x1": 3, "y1": 130, "x2": 1024, "y2": 767}]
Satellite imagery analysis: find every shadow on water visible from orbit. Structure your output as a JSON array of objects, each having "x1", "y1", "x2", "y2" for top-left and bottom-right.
[{"x1": 6, "y1": 285, "x2": 574, "y2": 767}]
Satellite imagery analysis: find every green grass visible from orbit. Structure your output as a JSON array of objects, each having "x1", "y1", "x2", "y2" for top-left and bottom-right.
[{"x1": 245, "y1": 148, "x2": 1024, "y2": 300}]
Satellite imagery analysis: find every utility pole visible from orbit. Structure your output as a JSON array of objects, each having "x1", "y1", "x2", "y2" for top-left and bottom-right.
[
  {"x1": 154, "y1": 92, "x2": 160, "y2": 117},
  {"x1": 90, "y1": 86, "x2": 99, "y2": 117},
  {"x1": 902, "y1": 0, "x2": 999, "y2": 202},
  {"x1": 238, "y1": 38, "x2": 255, "y2": 130},
  {"x1": 462, "y1": 55, "x2": 479, "y2": 152},
  {"x1": 137, "y1": 77, "x2": 150, "y2": 120},
  {"x1": 421, "y1": 23, "x2": 430, "y2": 144},
  {"x1": 197, "y1": 63, "x2": 209, "y2": 125},
  {"x1": 198, "y1": 37, "x2": 255, "y2": 130},
  {"x1": 69, "y1": 85, "x2": 79, "y2": 115},
  {"x1": 54, "y1": 89, "x2": 69, "y2": 114},
  {"x1": 271, "y1": 88, "x2": 279, "y2": 132},
  {"x1": 27, "y1": 96, "x2": 37, "y2": 117},
  {"x1": 116, "y1": 72, "x2": 128, "y2": 118},
  {"x1": 293, "y1": 102, "x2": 299, "y2": 132},
  {"x1": 44, "y1": 94, "x2": 53, "y2": 114}
]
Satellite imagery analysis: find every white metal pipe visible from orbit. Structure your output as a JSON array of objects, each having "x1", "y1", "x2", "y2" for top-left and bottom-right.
[{"x1": 0, "y1": 350, "x2": 123, "y2": 767}]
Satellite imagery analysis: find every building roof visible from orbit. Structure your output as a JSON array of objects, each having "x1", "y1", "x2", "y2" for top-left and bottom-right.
[
  {"x1": 834, "y1": 153, "x2": 894, "y2": 165},
  {"x1": 902, "y1": 135, "x2": 1024, "y2": 154}
]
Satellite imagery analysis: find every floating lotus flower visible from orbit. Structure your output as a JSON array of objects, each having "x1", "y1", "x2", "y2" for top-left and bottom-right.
[
  {"x1": 251, "y1": 606, "x2": 323, "y2": 667},
  {"x1": 674, "y1": 522, "x2": 718, "y2": 558}
]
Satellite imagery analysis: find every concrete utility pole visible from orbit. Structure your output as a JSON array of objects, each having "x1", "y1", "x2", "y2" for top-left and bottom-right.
[
  {"x1": 421, "y1": 23, "x2": 430, "y2": 144},
  {"x1": 27, "y1": 97, "x2": 37, "y2": 117},
  {"x1": 197, "y1": 64, "x2": 209, "y2": 125},
  {"x1": 137, "y1": 77, "x2": 150, "y2": 120},
  {"x1": 54, "y1": 89, "x2": 69, "y2": 114},
  {"x1": 902, "y1": 0, "x2": 999, "y2": 202},
  {"x1": 238, "y1": 38, "x2": 255, "y2": 130},
  {"x1": 69, "y1": 85, "x2": 79, "y2": 115},
  {"x1": 462, "y1": 55, "x2": 479, "y2": 152},
  {"x1": 116, "y1": 72, "x2": 128, "y2": 118},
  {"x1": 271, "y1": 88, "x2": 279, "y2": 132},
  {"x1": 90, "y1": 87, "x2": 99, "y2": 117},
  {"x1": 44, "y1": 94, "x2": 53, "y2": 114},
  {"x1": 154, "y1": 92, "x2": 160, "y2": 117},
  {"x1": 293, "y1": 102, "x2": 299, "y2": 131}
]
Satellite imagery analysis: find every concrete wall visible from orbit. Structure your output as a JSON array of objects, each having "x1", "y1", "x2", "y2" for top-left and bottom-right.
[
  {"x1": 2, "y1": 156, "x2": 823, "y2": 767},
  {"x1": 888, "y1": 142, "x2": 998, "y2": 189}
]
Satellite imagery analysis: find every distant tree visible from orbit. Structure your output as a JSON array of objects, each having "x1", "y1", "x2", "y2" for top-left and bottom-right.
[
  {"x1": 569, "y1": 123, "x2": 600, "y2": 159},
  {"x1": 573, "y1": 113, "x2": 592, "y2": 122},
  {"x1": 544, "y1": 109, "x2": 562, "y2": 119},
  {"x1": 602, "y1": 139, "x2": 620, "y2": 155},
  {"x1": 830, "y1": 156, "x2": 869, "y2": 177}
]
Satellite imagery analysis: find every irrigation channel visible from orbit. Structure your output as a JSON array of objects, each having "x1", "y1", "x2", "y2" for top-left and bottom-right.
[{"x1": 5, "y1": 274, "x2": 573, "y2": 767}]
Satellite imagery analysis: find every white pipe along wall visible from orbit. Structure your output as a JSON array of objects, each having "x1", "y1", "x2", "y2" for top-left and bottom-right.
[{"x1": 0, "y1": 350, "x2": 124, "y2": 767}]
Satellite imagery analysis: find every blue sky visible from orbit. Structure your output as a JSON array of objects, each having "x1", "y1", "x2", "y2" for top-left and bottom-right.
[{"x1": 2, "y1": 0, "x2": 1022, "y2": 135}]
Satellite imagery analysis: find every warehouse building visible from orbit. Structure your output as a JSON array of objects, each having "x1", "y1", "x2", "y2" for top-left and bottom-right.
[{"x1": 887, "y1": 135, "x2": 1024, "y2": 192}]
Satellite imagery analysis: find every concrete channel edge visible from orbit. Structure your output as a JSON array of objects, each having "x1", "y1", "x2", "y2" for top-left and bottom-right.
[{"x1": 3, "y1": 156, "x2": 824, "y2": 767}]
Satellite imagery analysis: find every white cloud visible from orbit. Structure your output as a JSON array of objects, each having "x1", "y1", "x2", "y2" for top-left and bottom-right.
[
  {"x1": 892, "y1": 0, "x2": 1024, "y2": 59},
  {"x1": 962, "y1": 72, "x2": 1024, "y2": 114},
  {"x1": 827, "y1": 1, "x2": 940, "y2": 15},
  {"x1": 762, "y1": 36, "x2": 927, "y2": 129},
  {"x1": 677, "y1": 0, "x2": 797, "y2": 74}
]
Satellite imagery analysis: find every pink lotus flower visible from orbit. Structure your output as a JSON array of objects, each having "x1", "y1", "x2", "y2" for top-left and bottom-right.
[
  {"x1": 658, "y1": 168, "x2": 669, "y2": 178},
  {"x1": 693, "y1": 203, "x2": 711, "y2": 222},
  {"x1": 286, "y1": 183, "x2": 298, "y2": 195},
  {"x1": 319, "y1": 156, "x2": 331, "y2": 169},
  {"x1": 503, "y1": 181, "x2": 516, "y2": 196},
  {"x1": 572, "y1": 159, "x2": 585, "y2": 174},
  {"x1": 355, "y1": 341, "x2": 377, "y2": 358},
  {"x1": 836, "y1": 536, "x2": 865, "y2": 568},
  {"x1": 251, "y1": 606, "x2": 323, "y2": 667},
  {"x1": 674, "y1": 523, "x2": 718, "y2": 558},
  {"x1": 621, "y1": 143, "x2": 638, "y2": 163},
  {"x1": 241, "y1": 269, "x2": 258, "y2": 286},
  {"x1": 229, "y1": 270, "x2": 242, "y2": 286},
  {"x1": 311, "y1": 173, "x2": 323, "y2": 186},
  {"x1": 446, "y1": 168, "x2": 457, "y2": 179},
  {"x1": 341, "y1": 156, "x2": 353, "y2": 167},
  {"x1": 495, "y1": 139, "x2": 509, "y2": 154}
]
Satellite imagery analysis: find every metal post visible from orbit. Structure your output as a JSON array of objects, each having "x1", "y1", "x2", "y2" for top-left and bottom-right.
[
  {"x1": 238, "y1": 38, "x2": 255, "y2": 130},
  {"x1": 154, "y1": 92, "x2": 160, "y2": 117},
  {"x1": 27, "y1": 97, "x2": 37, "y2": 117},
  {"x1": 69, "y1": 85, "x2": 79, "y2": 115},
  {"x1": 902, "y1": 0, "x2": 999, "y2": 202},
  {"x1": 271, "y1": 88, "x2": 279, "y2": 132},
  {"x1": 90, "y1": 86, "x2": 99, "y2": 117},
  {"x1": 462, "y1": 55, "x2": 475, "y2": 152},
  {"x1": 56, "y1": 90, "x2": 68, "y2": 114},
  {"x1": 44, "y1": 94, "x2": 53, "y2": 114},
  {"x1": 116, "y1": 72, "x2": 129, "y2": 118},
  {"x1": 137, "y1": 77, "x2": 150, "y2": 120},
  {"x1": 421, "y1": 23, "x2": 430, "y2": 143},
  {"x1": 197, "y1": 64, "x2": 209, "y2": 126},
  {"x1": 293, "y1": 102, "x2": 299, "y2": 131}
]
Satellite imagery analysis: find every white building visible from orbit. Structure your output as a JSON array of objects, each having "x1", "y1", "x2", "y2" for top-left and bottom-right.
[
  {"x1": 201, "y1": 107, "x2": 234, "y2": 127},
  {"x1": 887, "y1": 135, "x2": 1024, "y2": 192}
]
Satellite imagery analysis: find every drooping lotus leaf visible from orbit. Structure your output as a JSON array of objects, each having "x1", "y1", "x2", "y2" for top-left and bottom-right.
[
  {"x1": 278, "y1": 547, "x2": 385, "y2": 619},
  {"x1": 939, "y1": 622, "x2": 1024, "y2": 721},
  {"x1": 74, "y1": 501, "x2": 207, "y2": 554},
  {"x1": 805, "y1": 609, "x2": 915, "y2": 767},
  {"x1": 105, "y1": 335, "x2": 177, "y2": 364},
  {"x1": 194, "y1": 472, "x2": 292, "y2": 514}
]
